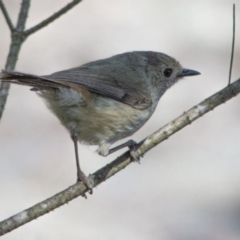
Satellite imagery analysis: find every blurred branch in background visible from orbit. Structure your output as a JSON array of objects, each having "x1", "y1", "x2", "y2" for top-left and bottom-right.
[
  {"x1": 0, "y1": 0, "x2": 82, "y2": 120},
  {"x1": 228, "y1": 3, "x2": 236, "y2": 85},
  {"x1": 0, "y1": 77, "x2": 240, "y2": 236}
]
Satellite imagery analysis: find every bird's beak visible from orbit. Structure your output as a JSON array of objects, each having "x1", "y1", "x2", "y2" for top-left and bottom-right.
[{"x1": 179, "y1": 68, "x2": 201, "y2": 77}]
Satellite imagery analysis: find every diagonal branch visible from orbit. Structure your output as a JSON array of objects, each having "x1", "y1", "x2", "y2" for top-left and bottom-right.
[
  {"x1": 24, "y1": 0, "x2": 83, "y2": 37},
  {"x1": 0, "y1": 77, "x2": 240, "y2": 236},
  {"x1": 0, "y1": 0, "x2": 14, "y2": 32}
]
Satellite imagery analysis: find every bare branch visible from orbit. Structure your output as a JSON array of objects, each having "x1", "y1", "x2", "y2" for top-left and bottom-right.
[
  {"x1": 24, "y1": 0, "x2": 83, "y2": 37},
  {"x1": 228, "y1": 3, "x2": 236, "y2": 85},
  {"x1": 16, "y1": 0, "x2": 30, "y2": 31},
  {"x1": 0, "y1": 0, "x2": 14, "y2": 32},
  {"x1": 0, "y1": 82, "x2": 10, "y2": 120},
  {"x1": 0, "y1": 77, "x2": 239, "y2": 236}
]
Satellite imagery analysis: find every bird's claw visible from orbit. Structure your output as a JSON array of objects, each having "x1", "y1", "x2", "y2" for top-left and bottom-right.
[
  {"x1": 129, "y1": 142, "x2": 141, "y2": 163},
  {"x1": 130, "y1": 150, "x2": 141, "y2": 164},
  {"x1": 77, "y1": 172, "x2": 93, "y2": 195}
]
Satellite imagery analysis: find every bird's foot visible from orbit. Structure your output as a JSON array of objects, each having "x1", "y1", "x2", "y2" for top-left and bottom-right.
[
  {"x1": 77, "y1": 171, "x2": 93, "y2": 195},
  {"x1": 128, "y1": 141, "x2": 141, "y2": 164}
]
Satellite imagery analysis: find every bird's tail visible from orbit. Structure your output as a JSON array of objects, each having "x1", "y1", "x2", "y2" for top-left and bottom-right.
[{"x1": 0, "y1": 70, "x2": 64, "y2": 90}]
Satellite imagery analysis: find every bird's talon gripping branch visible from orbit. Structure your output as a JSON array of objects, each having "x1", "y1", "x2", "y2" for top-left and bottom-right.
[
  {"x1": 77, "y1": 172, "x2": 93, "y2": 194},
  {"x1": 129, "y1": 151, "x2": 141, "y2": 163},
  {"x1": 128, "y1": 141, "x2": 141, "y2": 163}
]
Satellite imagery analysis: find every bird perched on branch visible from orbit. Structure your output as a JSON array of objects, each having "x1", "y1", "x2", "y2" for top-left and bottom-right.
[{"x1": 0, "y1": 51, "x2": 200, "y2": 191}]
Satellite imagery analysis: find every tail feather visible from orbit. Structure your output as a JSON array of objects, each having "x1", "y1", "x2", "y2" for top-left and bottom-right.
[
  {"x1": 0, "y1": 70, "x2": 65, "y2": 90},
  {"x1": 0, "y1": 70, "x2": 91, "y2": 94}
]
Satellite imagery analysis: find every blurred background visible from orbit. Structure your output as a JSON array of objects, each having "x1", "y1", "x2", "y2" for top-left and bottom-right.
[{"x1": 0, "y1": 0, "x2": 240, "y2": 239}]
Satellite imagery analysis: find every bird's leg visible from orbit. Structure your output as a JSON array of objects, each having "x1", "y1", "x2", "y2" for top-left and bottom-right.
[
  {"x1": 71, "y1": 133, "x2": 92, "y2": 193},
  {"x1": 108, "y1": 140, "x2": 140, "y2": 162}
]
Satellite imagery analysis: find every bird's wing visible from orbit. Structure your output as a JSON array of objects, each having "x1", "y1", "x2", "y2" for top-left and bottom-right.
[
  {"x1": 1, "y1": 55, "x2": 153, "y2": 110},
  {"x1": 43, "y1": 63, "x2": 153, "y2": 110}
]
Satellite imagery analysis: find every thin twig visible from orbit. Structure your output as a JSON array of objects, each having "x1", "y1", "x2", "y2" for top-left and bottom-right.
[
  {"x1": 16, "y1": 0, "x2": 30, "y2": 31},
  {"x1": 24, "y1": 0, "x2": 83, "y2": 37},
  {"x1": 0, "y1": 0, "x2": 14, "y2": 32},
  {"x1": 0, "y1": 77, "x2": 240, "y2": 236},
  {"x1": 228, "y1": 3, "x2": 236, "y2": 85}
]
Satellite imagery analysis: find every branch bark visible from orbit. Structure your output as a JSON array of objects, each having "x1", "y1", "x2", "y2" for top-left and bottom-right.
[{"x1": 0, "y1": 77, "x2": 239, "y2": 236}]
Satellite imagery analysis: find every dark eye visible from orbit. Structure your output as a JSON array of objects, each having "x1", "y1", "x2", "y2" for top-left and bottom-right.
[{"x1": 163, "y1": 68, "x2": 172, "y2": 78}]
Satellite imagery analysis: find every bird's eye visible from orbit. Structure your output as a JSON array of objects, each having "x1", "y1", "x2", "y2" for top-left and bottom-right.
[{"x1": 163, "y1": 68, "x2": 173, "y2": 78}]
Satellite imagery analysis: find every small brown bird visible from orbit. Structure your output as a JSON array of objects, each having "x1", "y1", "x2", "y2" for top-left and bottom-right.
[{"x1": 0, "y1": 51, "x2": 200, "y2": 190}]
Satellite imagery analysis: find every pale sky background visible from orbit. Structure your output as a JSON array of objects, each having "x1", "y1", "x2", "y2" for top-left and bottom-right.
[{"x1": 0, "y1": 0, "x2": 240, "y2": 239}]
